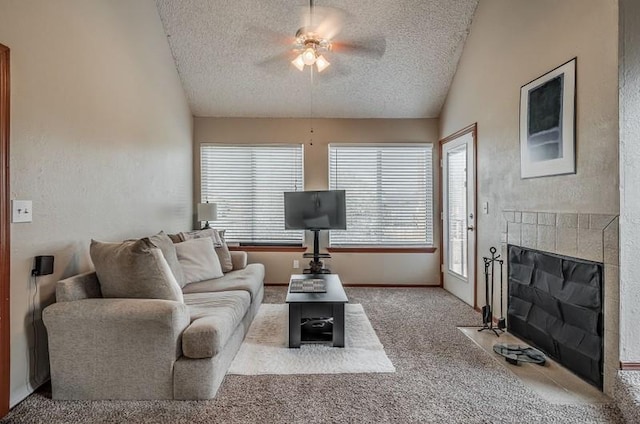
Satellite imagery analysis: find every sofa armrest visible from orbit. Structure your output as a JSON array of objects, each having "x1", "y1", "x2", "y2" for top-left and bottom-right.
[
  {"x1": 42, "y1": 298, "x2": 190, "y2": 400},
  {"x1": 230, "y1": 251, "x2": 248, "y2": 270}
]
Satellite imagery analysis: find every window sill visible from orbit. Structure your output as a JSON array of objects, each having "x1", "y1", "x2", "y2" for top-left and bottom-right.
[
  {"x1": 228, "y1": 245, "x2": 307, "y2": 252},
  {"x1": 327, "y1": 247, "x2": 437, "y2": 253}
]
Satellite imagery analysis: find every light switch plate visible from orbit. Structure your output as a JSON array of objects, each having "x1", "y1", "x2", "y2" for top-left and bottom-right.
[
  {"x1": 482, "y1": 201, "x2": 489, "y2": 214},
  {"x1": 12, "y1": 200, "x2": 33, "y2": 223}
]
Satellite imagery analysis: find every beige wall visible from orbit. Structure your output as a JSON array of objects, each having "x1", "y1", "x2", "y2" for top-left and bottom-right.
[
  {"x1": 619, "y1": 0, "x2": 640, "y2": 364},
  {"x1": 439, "y1": 0, "x2": 619, "y2": 308},
  {"x1": 194, "y1": 118, "x2": 440, "y2": 285},
  {"x1": 0, "y1": 0, "x2": 193, "y2": 406}
]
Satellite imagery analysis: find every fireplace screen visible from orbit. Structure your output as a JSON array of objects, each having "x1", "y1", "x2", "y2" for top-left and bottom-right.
[{"x1": 507, "y1": 245, "x2": 603, "y2": 388}]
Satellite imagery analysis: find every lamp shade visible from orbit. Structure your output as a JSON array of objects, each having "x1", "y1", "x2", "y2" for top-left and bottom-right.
[
  {"x1": 197, "y1": 202, "x2": 217, "y2": 222},
  {"x1": 291, "y1": 54, "x2": 305, "y2": 71},
  {"x1": 302, "y1": 47, "x2": 316, "y2": 65},
  {"x1": 315, "y1": 55, "x2": 330, "y2": 72}
]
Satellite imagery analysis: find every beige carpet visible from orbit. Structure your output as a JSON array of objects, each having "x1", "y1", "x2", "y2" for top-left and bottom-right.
[
  {"x1": 0, "y1": 287, "x2": 623, "y2": 424},
  {"x1": 228, "y1": 303, "x2": 395, "y2": 375}
]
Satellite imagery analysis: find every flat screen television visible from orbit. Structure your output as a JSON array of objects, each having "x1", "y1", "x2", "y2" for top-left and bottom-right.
[{"x1": 284, "y1": 190, "x2": 347, "y2": 230}]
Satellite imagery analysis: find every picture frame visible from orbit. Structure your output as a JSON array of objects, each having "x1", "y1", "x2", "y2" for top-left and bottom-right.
[{"x1": 520, "y1": 58, "x2": 576, "y2": 179}]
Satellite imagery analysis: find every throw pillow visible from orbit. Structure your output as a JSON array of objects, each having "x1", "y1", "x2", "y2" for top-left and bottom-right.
[
  {"x1": 180, "y1": 229, "x2": 233, "y2": 273},
  {"x1": 166, "y1": 233, "x2": 183, "y2": 244},
  {"x1": 214, "y1": 229, "x2": 233, "y2": 273},
  {"x1": 179, "y1": 229, "x2": 222, "y2": 246},
  {"x1": 175, "y1": 237, "x2": 224, "y2": 284},
  {"x1": 90, "y1": 239, "x2": 184, "y2": 302},
  {"x1": 147, "y1": 231, "x2": 187, "y2": 287}
]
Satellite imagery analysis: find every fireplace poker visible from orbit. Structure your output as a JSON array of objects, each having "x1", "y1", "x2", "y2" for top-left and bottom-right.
[{"x1": 497, "y1": 259, "x2": 506, "y2": 330}]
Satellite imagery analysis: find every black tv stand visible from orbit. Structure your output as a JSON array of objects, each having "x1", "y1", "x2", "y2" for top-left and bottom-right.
[{"x1": 303, "y1": 229, "x2": 331, "y2": 274}]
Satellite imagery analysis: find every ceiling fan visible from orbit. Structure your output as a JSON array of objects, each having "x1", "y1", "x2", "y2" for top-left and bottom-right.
[{"x1": 255, "y1": 0, "x2": 386, "y2": 74}]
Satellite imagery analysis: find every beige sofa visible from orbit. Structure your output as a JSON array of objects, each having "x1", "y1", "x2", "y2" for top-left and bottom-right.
[{"x1": 43, "y1": 250, "x2": 264, "y2": 400}]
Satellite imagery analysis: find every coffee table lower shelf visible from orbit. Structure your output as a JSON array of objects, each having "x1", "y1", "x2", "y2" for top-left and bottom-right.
[{"x1": 288, "y1": 303, "x2": 345, "y2": 348}]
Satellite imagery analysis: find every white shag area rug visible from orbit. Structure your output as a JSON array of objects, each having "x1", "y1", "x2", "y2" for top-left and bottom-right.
[{"x1": 228, "y1": 303, "x2": 396, "y2": 375}]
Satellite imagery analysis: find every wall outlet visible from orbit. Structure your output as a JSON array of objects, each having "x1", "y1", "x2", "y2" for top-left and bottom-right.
[
  {"x1": 293, "y1": 259, "x2": 299, "y2": 269},
  {"x1": 12, "y1": 200, "x2": 33, "y2": 223}
]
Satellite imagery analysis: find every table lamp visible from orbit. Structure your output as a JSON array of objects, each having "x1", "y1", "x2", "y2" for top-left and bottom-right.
[{"x1": 197, "y1": 202, "x2": 217, "y2": 229}]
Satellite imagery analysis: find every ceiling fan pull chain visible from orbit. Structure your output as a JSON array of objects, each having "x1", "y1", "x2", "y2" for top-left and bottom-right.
[{"x1": 309, "y1": 66, "x2": 314, "y2": 143}]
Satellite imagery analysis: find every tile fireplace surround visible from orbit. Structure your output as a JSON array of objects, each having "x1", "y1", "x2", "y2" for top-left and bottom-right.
[{"x1": 500, "y1": 210, "x2": 619, "y2": 395}]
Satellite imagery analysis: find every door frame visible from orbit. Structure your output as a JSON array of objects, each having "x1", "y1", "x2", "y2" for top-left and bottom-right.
[
  {"x1": 0, "y1": 43, "x2": 10, "y2": 418},
  {"x1": 438, "y1": 123, "x2": 478, "y2": 309}
]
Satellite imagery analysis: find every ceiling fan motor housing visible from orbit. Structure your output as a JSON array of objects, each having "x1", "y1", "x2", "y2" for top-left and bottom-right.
[{"x1": 294, "y1": 28, "x2": 331, "y2": 54}]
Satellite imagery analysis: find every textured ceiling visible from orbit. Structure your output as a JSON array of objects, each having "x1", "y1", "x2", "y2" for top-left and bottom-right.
[{"x1": 155, "y1": 0, "x2": 478, "y2": 119}]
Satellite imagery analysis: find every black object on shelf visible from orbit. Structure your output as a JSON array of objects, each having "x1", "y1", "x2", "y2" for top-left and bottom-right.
[
  {"x1": 300, "y1": 317, "x2": 334, "y2": 342},
  {"x1": 478, "y1": 246, "x2": 504, "y2": 336}
]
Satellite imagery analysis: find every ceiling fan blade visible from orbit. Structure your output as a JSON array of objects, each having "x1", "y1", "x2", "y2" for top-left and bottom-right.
[
  {"x1": 332, "y1": 36, "x2": 387, "y2": 58},
  {"x1": 255, "y1": 51, "x2": 296, "y2": 68},
  {"x1": 298, "y1": 5, "x2": 347, "y2": 40},
  {"x1": 316, "y1": 63, "x2": 351, "y2": 81},
  {"x1": 242, "y1": 25, "x2": 295, "y2": 48}
]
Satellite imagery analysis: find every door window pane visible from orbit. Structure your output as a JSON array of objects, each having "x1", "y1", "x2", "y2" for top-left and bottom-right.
[{"x1": 447, "y1": 145, "x2": 467, "y2": 277}]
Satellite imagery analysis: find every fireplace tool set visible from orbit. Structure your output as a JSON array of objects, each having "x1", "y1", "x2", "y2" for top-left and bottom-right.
[
  {"x1": 479, "y1": 246, "x2": 548, "y2": 366},
  {"x1": 479, "y1": 246, "x2": 506, "y2": 336}
]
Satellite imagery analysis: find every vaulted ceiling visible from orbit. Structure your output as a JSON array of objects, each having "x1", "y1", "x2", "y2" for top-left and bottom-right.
[{"x1": 155, "y1": 0, "x2": 478, "y2": 119}]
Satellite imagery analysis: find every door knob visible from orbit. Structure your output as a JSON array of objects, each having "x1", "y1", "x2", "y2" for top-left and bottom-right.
[{"x1": 467, "y1": 225, "x2": 475, "y2": 231}]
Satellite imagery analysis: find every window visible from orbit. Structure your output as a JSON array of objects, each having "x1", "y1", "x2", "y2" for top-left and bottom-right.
[
  {"x1": 329, "y1": 144, "x2": 433, "y2": 247},
  {"x1": 200, "y1": 144, "x2": 304, "y2": 245}
]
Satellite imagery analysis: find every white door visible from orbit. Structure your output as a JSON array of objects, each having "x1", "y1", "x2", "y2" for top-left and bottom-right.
[{"x1": 442, "y1": 130, "x2": 476, "y2": 307}]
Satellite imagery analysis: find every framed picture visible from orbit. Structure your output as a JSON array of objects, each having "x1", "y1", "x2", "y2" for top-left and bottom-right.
[{"x1": 520, "y1": 58, "x2": 576, "y2": 178}]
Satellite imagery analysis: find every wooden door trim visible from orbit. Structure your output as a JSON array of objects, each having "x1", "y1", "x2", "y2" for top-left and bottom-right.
[
  {"x1": 438, "y1": 123, "x2": 478, "y2": 309},
  {"x1": 0, "y1": 43, "x2": 10, "y2": 418}
]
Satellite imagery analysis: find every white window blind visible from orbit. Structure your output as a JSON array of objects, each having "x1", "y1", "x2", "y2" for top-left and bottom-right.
[
  {"x1": 329, "y1": 144, "x2": 433, "y2": 247},
  {"x1": 200, "y1": 144, "x2": 304, "y2": 244}
]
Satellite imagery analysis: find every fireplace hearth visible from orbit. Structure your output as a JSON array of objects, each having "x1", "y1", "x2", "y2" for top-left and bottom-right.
[{"x1": 507, "y1": 244, "x2": 603, "y2": 388}]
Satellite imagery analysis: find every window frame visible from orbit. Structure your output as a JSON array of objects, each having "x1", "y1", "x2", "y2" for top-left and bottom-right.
[
  {"x1": 199, "y1": 143, "x2": 305, "y2": 246},
  {"x1": 328, "y1": 142, "x2": 435, "y2": 250}
]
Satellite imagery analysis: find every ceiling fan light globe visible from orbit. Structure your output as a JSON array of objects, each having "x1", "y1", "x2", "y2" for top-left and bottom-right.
[
  {"x1": 302, "y1": 47, "x2": 317, "y2": 65},
  {"x1": 315, "y1": 55, "x2": 330, "y2": 72},
  {"x1": 291, "y1": 54, "x2": 305, "y2": 71}
]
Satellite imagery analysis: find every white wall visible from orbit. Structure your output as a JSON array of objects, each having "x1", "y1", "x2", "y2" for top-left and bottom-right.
[
  {"x1": 439, "y1": 0, "x2": 619, "y2": 308},
  {"x1": 194, "y1": 117, "x2": 440, "y2": 285},
  {"x1": 619, "y1": 0, "x2": 640, "y2": 364},
  {"x1": 0, "y1": 0, "x2": 193, "y2": 406}
]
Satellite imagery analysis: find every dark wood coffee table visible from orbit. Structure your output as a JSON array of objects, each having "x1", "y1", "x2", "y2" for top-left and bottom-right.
[{"x1": 286, "y1": 274, "x2": 348, "y2": 348}]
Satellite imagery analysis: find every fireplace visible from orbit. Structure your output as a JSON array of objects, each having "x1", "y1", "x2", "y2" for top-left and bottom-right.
[{"x1": 507, "y1": 244, "x2": 604, "y2": 388}]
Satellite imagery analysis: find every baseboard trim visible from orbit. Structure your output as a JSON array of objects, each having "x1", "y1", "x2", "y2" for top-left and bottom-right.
[
  {"x1": 620, "y1": 362, "x2": 640, "y2": 370},
  {"x1": 342, "y1": 284, "x2": 439, "y2": 288},
  {"x1": 264, "y1": 283, "x2": 440, "y2": 288}
]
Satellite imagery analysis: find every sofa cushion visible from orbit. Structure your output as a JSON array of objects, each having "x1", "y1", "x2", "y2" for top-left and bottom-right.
[
  {"x1": 182, "y1": 290, "x2": 251, "y2": 359},
  {"x1": 181, "y1": 263, "x2": 265, "y2": 301},
  {"x1": 180, "y1": 229, "x2": 233, "y2": 273},
  {"x1": 175, "y1": 238, "x2": 224, "y2": 284},
  {"x1": 148, "y1": 231, "x2": 186, "y2": 287},
  {"x1": 90, "y1": 239, "x2": 184, "y2": 302}
]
